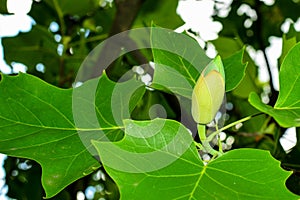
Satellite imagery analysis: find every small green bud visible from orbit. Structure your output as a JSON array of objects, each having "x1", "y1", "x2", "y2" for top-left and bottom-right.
[{"x1": 192, "y1": 57, "x2": 225, "y2": 124}]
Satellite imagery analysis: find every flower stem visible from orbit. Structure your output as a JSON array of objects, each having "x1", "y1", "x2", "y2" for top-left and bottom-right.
[
  {"x1": 206, "y1": 113, "x2": 264, "y2": 142},
  {"x1": 197, "y1": 124, "x2": 221, "y2": 157}
]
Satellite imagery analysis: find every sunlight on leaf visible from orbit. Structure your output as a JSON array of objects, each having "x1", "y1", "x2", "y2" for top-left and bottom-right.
[
  {"x1": 93, "y1": 119, "x2": 298, "y2": 199},
  {"x1": 0, "y1": 72, "x2": 145, "y2": 198},
  {"x1": 249, "y1": 42, "x2": 300, "y2": 128}
]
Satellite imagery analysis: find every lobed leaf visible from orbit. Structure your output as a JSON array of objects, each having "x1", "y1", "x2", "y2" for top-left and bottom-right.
[
  {"x1": 249, "y1": 42, "x2": 300, "y2": 128},
  {"x1": 223, "y1": 47, "x2": 248, "y2": 91},
  {"x1": 212, "y1": 36, "x2": 259, "y2": 98},
  {"x1": 93, "y1": 119, "x2": 298, "y2": 199},
  {"x1": 0, "y1": 73, "x2": 145, "y2": 198},
  {"x1": 0, "y1": 73, "x2": 98, "y2": 198},
  {"x1": 151, "y1": 31, "x2": 247, "y2": 99}
]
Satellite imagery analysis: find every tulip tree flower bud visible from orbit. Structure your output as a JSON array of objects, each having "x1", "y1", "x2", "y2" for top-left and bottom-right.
[{"x1": 192, "y1": 56, "x2": 225, "y2": 124}]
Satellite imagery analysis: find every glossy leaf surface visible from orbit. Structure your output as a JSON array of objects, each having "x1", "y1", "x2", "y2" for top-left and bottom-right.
[
  {"x1": 249, "y1": 42, "x2": 300, "y2": 128},
  {"x1": 0, "y1": 73, "x2": 145, "y2": 197},
  {"x1": 151, "y1": 31, "x2": 247, "y2": 99},
  {"x1": 93, "y1": 119, "x2": 298, "y2": 200}
]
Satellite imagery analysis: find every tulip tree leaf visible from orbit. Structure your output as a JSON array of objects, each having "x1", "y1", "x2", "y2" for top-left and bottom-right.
[
  {"x1": 0, "y1": 73, "x2": 98, "y2": 198},
  {"x1": 92, "y1": 119, "x2": 298, "y2": 200},
  {"x1": 211, "y1": 36, "x2": 244, "y2": 58},
  {"x1": 0, "y1": 73, "x2": 145, "y2": 198},
  {"x1": 279, "y1": 34, "x2": 297, "y2": 65},
  {"x1": 212, "y1": 36, "x2": 260, "y2": 98},
  {"x1": 151, "y1": 30, "x2": 247, "y2": 98},
  {"x1": 249, "y1": 93, "x2": 300, "y2": 128},
  {"x1": 151, "y1": 28, "x2": 211, "y2": 98},
  {"x1": 223, "y1": 47, "x2": 248, "y2": 91},
  {"x1": 249, "y1": 42, "x2": 300, "y2": 128}
]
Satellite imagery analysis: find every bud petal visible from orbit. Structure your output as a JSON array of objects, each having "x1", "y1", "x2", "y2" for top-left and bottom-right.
[{"x1": 192, "y1": 68, "x2": 225, "y2": 124}]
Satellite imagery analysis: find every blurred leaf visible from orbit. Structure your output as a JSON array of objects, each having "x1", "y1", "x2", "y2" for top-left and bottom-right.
[
  {"x1": 0, "y1": 73, "x2": 145, "y2": 197},
  {"x1": 283, "y1": 145, "x2": 300, "y2": 171},
  {"x1": 212, "y1": 36, "x2": 261, "y2": 98},
  {"x1": 232, "y1": 66, "x2": 260, "y2": 98},
  {"x1": 93, "y1": 119, "x2": 298, "y2": 199},
  {"x1": 214, "y1": 2, "x2": 284, "y2": 49},
  {"x1": 223, "y1": 47, "x2": 248, "y2": 91},
  {"x1": 277, "y1": 0, "x2": 300, "y2": 22},
  {"x1": 284, "y1": 128, "x2": 300, "y2": 195},
  {"x1": 286, "y1": 172, "x2": 300, "y2": 196},
  {"x1": 91, "y1": 6, "x2": 115, "y2": 35},
  {"x1": 229, "y1": 97, "x2": 266, "y2": 133},
  {"x1": 0, "y1": 0, "x2": 8, "y2": 14},
  {"x1": 4, "y1": 158, "x2": 43, "y2": 200},
  {"x1": 221, "y1": 38, "x2": 265, "y2": 133},
  {"x1": 2, "y1": 24, "x2": 95, "y2": 84},
  {"x1": 5, "y1": 157, "x2": 72, "y2": 200},
  {"x1": 29, "y1": 1, "x2": 58, "y2": 27},
  {"x1": 2, "y1": 25, "x2": 59, "y2": 76},
  {"x1": 282, "y1": 128, "x2": 300, "y2": 170},
  {"x1": 44, "y1": 0, "x2": 99, "y2": 16},
  {"x1": 133, "y1": 0, "x2": 184, "y2": 29},
  {"x1": 211, "y1": 37, "x2": 244, "y2": 58},
  {"x1": 249, "y1": 42, "x2": 300, "y2": 127},
  {"x1": 131, "y1": 90, "x2": 178, "y2": 120}
]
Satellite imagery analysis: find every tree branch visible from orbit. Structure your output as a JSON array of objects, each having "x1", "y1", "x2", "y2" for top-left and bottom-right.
[
  {"x1": 254, "y1": 1, "x2": 279, "y2": 106},
  {"x1": 84, "y1": 0, "x2": 150, "y2": 81}
]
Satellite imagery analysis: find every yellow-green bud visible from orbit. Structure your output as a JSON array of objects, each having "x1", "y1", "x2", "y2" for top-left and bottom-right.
[{"x1": 192, "y1": 59, "x2": 225, "y2": 124}]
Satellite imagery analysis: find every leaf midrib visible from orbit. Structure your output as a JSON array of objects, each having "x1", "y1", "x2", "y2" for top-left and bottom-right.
[
  {"x1": 0, "y1": 115, "x2": 123, "y2": 131},
  {"x1": 276, "y1": 75, "x2": 300, "y2": 107}
]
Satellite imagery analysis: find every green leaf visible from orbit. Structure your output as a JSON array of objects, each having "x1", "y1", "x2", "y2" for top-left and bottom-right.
[
  {"x1": 29, "y1": 1, "x2": 58, "y2": 27},
  {"x1": 0, "y1": 0, "x2": 8, "y2": 14},
  {"x1": 249, "y1": 93, "x2": 300, "y2": 128},
  {"x1": 249, "y1": 42, "x2": 300, "y2": 128},
  {"x1": 229, "y1": 98, "x2": 266, "y2": 133},
  {"x1": 92, "y1": 119, "x2": 298, "y2": 199},
  {"x1": 223, "y1": 48, "x2": 248, "y2": 91},
  {"x1": 151, "y1": 31, "x2": 247, "y2": 99},
  {"x1": 2, "y1": 25, "x2": 59, "y2": 73},
  {"x1": 212, "y1": 36, "x2": 260, "y2": 98},
  {"x1": 44, "y1": 0, "x2": 99, "y2": 16},
  {"x1": 151, "y1": 28, "x2": 211, "y2": 98},
  {"x1": 73, "y1": 72, "x2": 146, "y2": 155},
  {"x1": 0, "y1": 72, "x2": 145, "y2": 197},
  {"x1": 211, "y1": 36, "x2": 244, "y2": 58},
  {"x1": 0, "y1": 73, "x2": 98, "y2": 198},
  {"x1": 2, "y1": 25, "x2": 89, "y2": 83},
  {"x1": 275, "y1": 45, "x2": 300, "y2": 109},
  {"x1": 133, "y1": 0, "x2": 184, "y2": 29},
  {"x1": 4, "y1": 158, "x2": 44, "y2": 199}
]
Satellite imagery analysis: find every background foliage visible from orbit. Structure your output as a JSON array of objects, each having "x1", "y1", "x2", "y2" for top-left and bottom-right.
[{"x1": 0, "y1": 0, "x2": 300, "y2": 199}]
